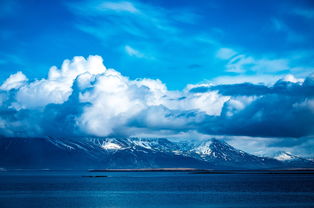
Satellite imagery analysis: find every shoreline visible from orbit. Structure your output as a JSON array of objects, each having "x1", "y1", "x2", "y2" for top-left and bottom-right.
[
  {"x1": 1, "y1": 168, "x2": 314, "y2": 174},
  {"x1": 88, "y1": 168, "x2": 314, "y2": 174}
]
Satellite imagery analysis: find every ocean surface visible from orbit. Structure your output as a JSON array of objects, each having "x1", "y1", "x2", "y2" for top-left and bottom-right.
[{"x1": 0, "y1": 170, "x2": 313, "y2": 208}]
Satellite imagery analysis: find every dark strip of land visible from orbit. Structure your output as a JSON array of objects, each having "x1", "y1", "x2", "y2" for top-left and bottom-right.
[
  {"x1": 89, "y1": 168, "x2": 314, "y2": 174},
  {"x1": 82, "y1": 175, "x2": 108, "y2": 178},
  {"x1": 191, "y1": 170, "x2": 314, "y2": 175},
  {"x1": 89, "y1": 168, "x2": 203, "y2": 172}
]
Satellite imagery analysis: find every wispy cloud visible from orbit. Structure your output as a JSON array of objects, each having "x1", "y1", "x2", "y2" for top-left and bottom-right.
[
  {"x1": 209, "y1": 74, "x2": 287, "y2": 85},
  {"x1": 124, "y1": 45, "x2": 144, "y2": 58},
  {"x1": 271, "y1": 18, "x2": 304, "y2": 43},
  {"x1": 0, "y1": 53, "x2": 24, "y2": 66},
  {"x1": 65, "y1": 0, "x2": 214, "y2": 69},
  {"x1": 271, "y1": 18, "x2": 286, "y2": 31},
  {"x1": 294, "y1": 8, "x2": 314, "y2": 19},
  {"x1": 216, "y1": 48, "x2": 237, "y2": 60},
  {"x1": 67, "y1": 0, "x2": 183, "y2": 41},
  {"x1": 98, "y1": 1, "x2": 139, "y2": 13},
  {"x1": 217, "y1": 47, "x2": 289, "y2": 73}
]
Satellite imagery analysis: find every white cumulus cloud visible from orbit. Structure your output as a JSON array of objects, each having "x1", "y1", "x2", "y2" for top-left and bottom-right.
[
  {"x1": 0, "y1": 55, "x2": 313, "y2": 141},
  {"x1": 0, "y1": 71, "x2": 28, "y2": 91}
]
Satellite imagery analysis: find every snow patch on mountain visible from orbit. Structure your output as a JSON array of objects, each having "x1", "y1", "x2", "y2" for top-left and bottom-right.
[
  {"x1": 47, "y1": 138, "x2": 75, "y2": 150},
  {"x1": 101, "y1": 142, "x2": 122, "y2": 150},
  {"x1": 131, "y1": 140, "x2": 153, "y2": 149},
  {"x1": 1, "y1": 137, "x2": 312, "y2": 169},
  {"x1": 193, "y1": 141, "x2": 212, "y2": 155},
  {"x1": 274, "y1": 152, "x2": 296, "y2": 161}
]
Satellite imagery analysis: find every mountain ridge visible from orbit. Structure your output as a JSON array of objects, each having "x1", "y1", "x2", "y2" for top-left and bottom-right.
[{"x1": 0, "y1": 137, "x2": 313, "y2": 170}]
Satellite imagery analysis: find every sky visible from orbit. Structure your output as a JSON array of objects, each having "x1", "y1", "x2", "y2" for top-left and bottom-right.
[{"x1": 0, "y1": 0, "x2": 313, "y2": 157}]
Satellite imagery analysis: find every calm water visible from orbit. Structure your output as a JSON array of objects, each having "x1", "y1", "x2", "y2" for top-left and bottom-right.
[{"x1": 0, "y1": 171, "x2": 314, "y2": 208}]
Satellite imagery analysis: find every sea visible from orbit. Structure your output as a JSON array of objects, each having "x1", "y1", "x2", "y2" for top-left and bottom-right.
[{"x1": 0, "y1": 170, "x2": 313, "y2": 208}]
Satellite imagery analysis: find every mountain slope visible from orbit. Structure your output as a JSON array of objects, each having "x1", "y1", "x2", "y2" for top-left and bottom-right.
[
  {"x1": 0, "y1": 137, "x2": 313, "y2": 169},
  {"x1": 0, "y1": 137, "x2": 208, "y2": 169},
  {"x1": 274, "y1": 151, "x2": 314, "y2": 168},
  {"x1": 187, "y1": 139, "x2": 281, "y2": 169}
]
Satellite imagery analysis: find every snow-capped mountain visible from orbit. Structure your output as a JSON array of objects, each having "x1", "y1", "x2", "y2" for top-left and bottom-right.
[
  {"x1": 0, "y1": 137, "x2": 313, "y2": 169},
  {"x1": 187, "y1": 139, "x2": 281, "y2": 169},
  {"x1": 273, "y1": 151, "x2": 314, "y2": 167},
  {"x1": 274, "y1": 151, "x2": 299, "y2": 161}
]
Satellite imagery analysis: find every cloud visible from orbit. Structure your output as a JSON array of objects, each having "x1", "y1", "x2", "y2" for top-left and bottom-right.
[
  {"x1": 217, "y1": 47, "x2": 289, "y2": 73},
  {"x1": 225, "y1": 54, "x2": 255, "y2": 73},
  {"x1": 218, "y1": 94, "x2": 314, "y2": 137},
  {"x1": 251, "y1": 59, "x2": 289, "y2": 72},
  {"x1": 271, "y1": 18, "x2": 286, "y2": 31},
  {"x1": 224, "y1": 135, "x2": 314, "y2": 158},
  {"x1": 190, "y1": 83, "x2": 270, "y2": 96},
  {"x1": 124, "y1": 45, "x2": 145, "y2": 58},
  {"x1": 270, "y1": 17, "x2": 305, "y2": 43},
  {"x1": 190, "y1": 74, "x2": 313, "y2": 97},
  {"x1": 65, "y1": 0, "x2": 216, "y2": 74},
  {"x1": 0, "y1": 55, "x2": 228, "y2": 137},
  {"x1": 98, "y1": 1, "x2": 139, "y2": 13},
  {"x1": 210, "y1": 74, "x2": 285, "y2": 85},
  {"x1": 190, "y1": 74, "x2": 314, "y2": 137},
  {"x1": 294, "y1": 9, "x2": 314, "y2": 19},
  {"x1": 0, "y1": 71, "x2": 27, "y2": 91},
  {"x1": 0, "y1": 55, "x2": 313, "y2": 143},
  {"x1": 67, "y1": 0, "x2": 181, "y2": 41},
  {"x1": 12, "y1": 56, "x2": 106, "y2": 109},
  {"x1": 216, "y1": 48, "x2": 237, "y2": 60}
]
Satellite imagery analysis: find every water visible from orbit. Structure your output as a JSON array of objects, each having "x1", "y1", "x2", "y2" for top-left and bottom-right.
[{"x1": 0, "y1": 170, "x2": 313, "y2": 208}]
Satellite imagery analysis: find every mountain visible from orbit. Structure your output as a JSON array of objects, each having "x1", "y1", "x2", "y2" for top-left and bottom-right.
[
  {"x1": 0, "y1": 137, "x2": 208, "y2": 169},
  {"x1": 188, "y1": 139, "x2": 281, "y2": 169},
  {"x1": 0, "y1": 137, "x2": 313, "y2": 169},
  {"x1": 274, "y1": 151, "x2": 300, "y2": 161},
  {"x1": 273, "y1": 151, "x2": 314, "y2": 168}
]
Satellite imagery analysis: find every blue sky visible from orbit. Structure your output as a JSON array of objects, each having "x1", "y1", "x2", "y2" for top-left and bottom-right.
[
  {"x1": 1, "y1": 0, "x2": 313, "y2": 89},
  {"x1": 0, "y1": 0, "x2": 314, "y2": 157}
]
